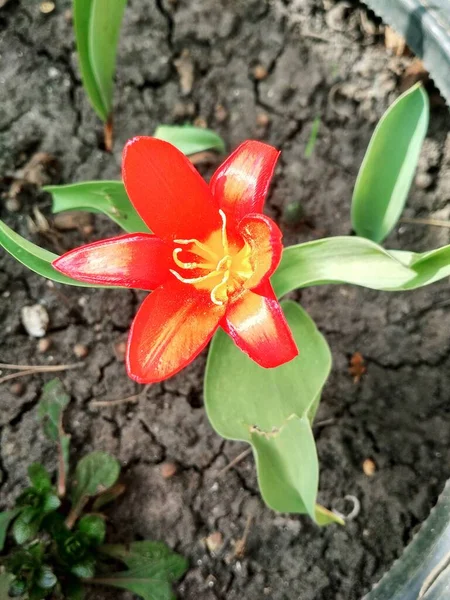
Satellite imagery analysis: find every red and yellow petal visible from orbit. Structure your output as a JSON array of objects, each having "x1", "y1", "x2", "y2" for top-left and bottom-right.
[
  {"x1": 237, "y1": 213, "x2": 283, "y2": 290},
  {"x1": 126, "y1": 278, "x2": 226, "y2": 383},
  {"x1": 222, "y1": 282, "x2": 298, "y2": 368},
  {"x1": 123, "y1": 137, "x2": 221, "y2": 242},
  {"x1": 209, "y1": 140, "x2": 280, "y2": 225},
  {"x1": 52, "y1": 234, "x2": 172, "y2": 290}
]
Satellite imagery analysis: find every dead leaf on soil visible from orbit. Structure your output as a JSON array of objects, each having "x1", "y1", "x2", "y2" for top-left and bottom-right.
[
  {"x1": 400, "y1": 58, "x2": 429, "y2": 93},
  {"x1": 349, "y1": 352, "x2": 366, "y2": 383},
  {"x1": 385, "y1": 26, "x2": 409, "y2": 56}
]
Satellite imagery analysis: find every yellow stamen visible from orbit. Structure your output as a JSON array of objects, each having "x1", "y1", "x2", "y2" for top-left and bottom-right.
[
  {"x1": 172, "y1": 248, "x2": 215, "y2": 271},
  {"x1": 173, "y1": 238, "x2": 219, "y2": 261}
]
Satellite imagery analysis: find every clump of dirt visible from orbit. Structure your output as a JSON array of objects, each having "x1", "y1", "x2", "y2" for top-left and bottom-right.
[{"x1": 0, "y1": 1, "x2": 449, "y2": 599}]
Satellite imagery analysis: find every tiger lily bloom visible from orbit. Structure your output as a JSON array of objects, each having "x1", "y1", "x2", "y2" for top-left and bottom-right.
[{"x1": 53, "y1": 138, "x2": 299, "y2": 383}]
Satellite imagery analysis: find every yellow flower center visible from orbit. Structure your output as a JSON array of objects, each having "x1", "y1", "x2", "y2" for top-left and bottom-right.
[{"x1": 169, "y1": 210, "x2": 253, "y2": 306}]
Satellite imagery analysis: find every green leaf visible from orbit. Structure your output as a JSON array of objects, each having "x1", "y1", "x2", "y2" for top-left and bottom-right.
[
  {"x1": 37, "y1": 379, "x2": 71, "y2": 496},
  {"x1": 71, "y1": 558, "x2": 97, "y2": 580},
  {"x1": 73, "y1": 0, "x2": 127, "y2": 122},
  {"x1": 272, "y1": 237, "x2": 450, "y2": 298},
  {"x1": 251, "y1": 415, "x2": 318, "y2": 518},
  {"x1": 363, "y1": 479, "x2": 450, "y2": 600},
  {"x1": 0, "y1": 509, "x2": 20, "y2": 551},
  {"x1": 154, "y1": 125, "x2": 226, "y2": 156},
  {"x1": 45, "y1": 181, "x2": 150, "y2": 234},
  {"x1": 35, "y1": 566, "x2": 57, "y2": 590},
  {"x1": 304, "y1": 116, "x2": 321, "y2": 158},
  {"x1": 351, "y1": 83, "x2": 429, "y2": 243},
  {"x1": 71, "y1": 452, "x2": 120, "y2": 508},
  {"x1": 78, "y1": 515, "x2": 106, "y2": 546},
  {"x1": 95, "y1": 541, "x2": 188, "y2": 600},
  {"x1": 28, "y1": 464, "x2": 52, "y2": 493},
  {"x1": 13, "y1": 510, "x2": 40, "y2": 545},
  {"x1": 41, "y1": 493, "x2": 61, "y2": 514},
  {"x1": 204, "y1": 301, "x2": 332, "y2": 519},
  {"x1": 0, "y1": 220, "x2": 107, "y2": 288}
]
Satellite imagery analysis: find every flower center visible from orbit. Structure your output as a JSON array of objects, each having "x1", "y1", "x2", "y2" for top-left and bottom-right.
[{"x1": 169, "y1": 210, "x2": 252, "y2": 306}]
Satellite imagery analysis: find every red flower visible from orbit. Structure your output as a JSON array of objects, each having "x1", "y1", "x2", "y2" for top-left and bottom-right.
[{"x1": 53, "y1": 138, "x2": 298, "y2": 383}]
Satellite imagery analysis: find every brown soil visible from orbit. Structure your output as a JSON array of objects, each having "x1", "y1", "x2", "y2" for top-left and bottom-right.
[{"x1": 1, "y1": 1, "x2": 449, "y2": 599}]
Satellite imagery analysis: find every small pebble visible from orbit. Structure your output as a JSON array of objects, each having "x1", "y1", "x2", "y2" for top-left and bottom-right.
[
  {"x1": 73, "y1": 343, "x2": 89, "y2": 359},
  {"x1": 253, "y1": 64, "x2": 268, "y2": 80},
  {"x1": 114, "y1": 340, "x2": 127, "y2": 362},
  {"x1": 363, "y1": 458, "x2": 376, "y2": 476},
  {"x1": 5, "y1": 197, "x2": 21, "y2": 212},
  {"x1": 160, "y1": 462, "x2": 178, "y2": 479},
  {"x1": 21, "y1": 304, "x2": 49, "y2": 338},
  {"x1": 215, "y1": 104, "x2": 228, "y2": 123},
  {"x1": 193, "y1": 116, "x2": 207, "y2": 128},
  {"x1": 38, "y1": 337, "x2": 52, "y2": 353},
  {"x1": 205, "y1": 531, "x2": 223, "y2": 553},
  {"x1": 10, "y1": 382, "x2": 25, "y2": 396},
  {"x1": 256, "y1": 112, "x2": 270, "y2": 127},
  {"x1": 415, "y1": 172, "x2": 433, "y2": 190},
  {"x1": 40, "y1": 1, "x2": 55, "y2": 13}
]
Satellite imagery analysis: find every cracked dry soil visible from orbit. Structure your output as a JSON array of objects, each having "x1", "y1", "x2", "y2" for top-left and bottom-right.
[{"x1": 1, "y1": 1, "x2": 450, "y2": 599}]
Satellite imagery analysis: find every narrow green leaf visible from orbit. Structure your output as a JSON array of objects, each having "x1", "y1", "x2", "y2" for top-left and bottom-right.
[
  {"x1": 95, "y1": 541, "x2": 188, "y2": 600},
  {"x1": 37, "y1": 379, "x2": 71, "y2": 491},
  {"x1": 352, "y1": 83, "x2": 429, "y2": 243},
  {"x1": 0, "y1": 509, "x2": 20, "y2": 551},
  {"x1": 205, "y1": 301, "x2": 332, "y2": 519},
  {"x1": 304, "y1": 116, "x2": 321, "y2": 158},
  {"x1": 251, "y1": 415, "x2": 318, "y2": 519},
  {"x1": 73, "y1": 0, "x2": 126, "y2": 122},
  {"x1": 45, "y1": 181, "x2": 150, "y2": 234},
  {"x1": 71, "y1": 452, "x2": 120, "y2": 508},
  {"x1": 272, "y1": 237, "x2": 450, "y2": 298},
  {"x1": 0, "y1": 220, "x2": 107, "y2": 288},
  {"x1": 154, "y1": 125, "x2": 226, "y2": 155},
  {"x1": 363, "y1": 479, "x2": 450, "y2": 600},
  {"x1": 315, "y1": 504, "x2": 345, "y2": 527}
]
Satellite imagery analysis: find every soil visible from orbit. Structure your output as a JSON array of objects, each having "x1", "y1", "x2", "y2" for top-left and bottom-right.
[{"x1": 1, "y1": 1, "x2": 450, "y2": 599}]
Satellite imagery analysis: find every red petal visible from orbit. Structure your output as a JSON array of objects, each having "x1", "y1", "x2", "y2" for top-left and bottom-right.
[
  {"x1": 210, "y1": 140, "x2": 280, "y2": 225},
  {"x1": 126, "y1": 278, "x2": 226, "y2": 383},
  {"x1": 122, "y1": 137, "x2": 221, "y2": 242},
  {"x1": 222, "y1": 282, "x2": 298, "y2": 368},
  {"x1": 52, "y1": 234, "x2": 172, "y2": 290},
  {"x1": 237, "y1": 213, "x2": 283, "y2": 290}
]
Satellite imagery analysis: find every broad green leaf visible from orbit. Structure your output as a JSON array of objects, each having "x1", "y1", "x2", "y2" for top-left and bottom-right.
[
  {"x1": 38, "y1": 379, "x2": 71, "y2": 493},
  {"x1": 71, "y1": 452, "x2": 120, "y2": 508},
  {"x1": 0, "y1": 509, "x2": 20, "y2": 551},
  {"x1": 36, "y1": 566, "x2": 57, "y2": 590},
  {"x1": 251, "y1": 415, "x2": 318, "y2": 519},
  {"x1": 13, "y1": 509, "x2": 40, "y2": 545},
  {"x1": 78, "y1": 515, "x2": 106, "y2": 546},
  {"x1": 0, "y1": 220, "x2": 108, "y2": 288},
  {"x1": 363, "y1": 479, "x2": 450, "y2": 600},
  {"x1": 95, "y1": 541, "x2": 188, "y2": 600},
  {"x1": 352, "y1": 84, "x2": 429, "y2": 243},
  {"x1": 154, "y1": 125, "x2": 226, "y2": 156},
  {"x1": 272, "y1": 237, "x2": 450, "y2": 298},
  {"x1": 71, "y1": 558, "x2": 97, "y2": 580},
  {"x1": 204, "y1": 301, "x2": 332, "y2": 519},
  {"x1": 28, "y1": 464, "x2": 52, "y2": 493},
  {"x1": 73, "y1": 0, "x2": 126, "y2": 122},
  {"x1": 45, "y1": 181, "x2": 150, "y2": 234}
]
